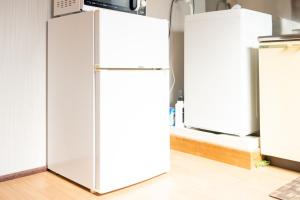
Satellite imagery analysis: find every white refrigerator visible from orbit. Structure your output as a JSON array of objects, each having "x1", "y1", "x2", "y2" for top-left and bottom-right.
[{"x1": 47, "y1": 9, "x2": 170, "y2": 194}]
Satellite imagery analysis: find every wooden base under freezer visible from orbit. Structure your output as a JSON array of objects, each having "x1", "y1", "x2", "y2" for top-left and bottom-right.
[{"x1": 170, "y1": 134, "x2": 262, "y2": 169}]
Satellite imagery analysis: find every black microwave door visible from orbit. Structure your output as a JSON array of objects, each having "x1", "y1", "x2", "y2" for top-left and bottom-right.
[{"x1": 84, "y1": 0, "x2": 138, "y2": 13}]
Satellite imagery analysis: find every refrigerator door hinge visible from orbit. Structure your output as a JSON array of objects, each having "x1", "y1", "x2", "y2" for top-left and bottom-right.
[{"x1": 94, "y1": 64, "x2": 101, "y2": 71}]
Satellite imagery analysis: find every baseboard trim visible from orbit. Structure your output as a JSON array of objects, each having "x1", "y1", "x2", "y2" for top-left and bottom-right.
[{"x1": 0, "y1": 166, "x2": 47, "y2": 182}]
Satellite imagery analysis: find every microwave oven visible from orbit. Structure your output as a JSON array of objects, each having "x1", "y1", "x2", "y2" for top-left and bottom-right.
[{"x1": 53, "y1": 0, "x2": 146, "y2": 17}]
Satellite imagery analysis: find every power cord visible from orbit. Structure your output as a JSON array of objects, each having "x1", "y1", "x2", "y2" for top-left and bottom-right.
[
  {"x1": 168, "y1": 0, "x2": 195, "y2": 94},
  {"x1": 169, "y1": 0, "x2": 195, "y2": 37},
  {"x1": 192, "y1": 0, "x2": 195, "y2": 14},
  {"x1": 169, "y1": 0, "x2": 176, "y2": 37},
  {"x1": 216, "y1": 0, "x2": 231, "y2": 10},
  {"x1": 169, "y1": 0, "x2": 177, "y2": 94}
]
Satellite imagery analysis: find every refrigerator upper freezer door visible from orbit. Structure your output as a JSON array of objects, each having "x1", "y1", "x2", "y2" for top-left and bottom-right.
[
  {"x1": 48, "y1": 12, "x2": 95, "y2": 189},
  {"x1": 94, "y1": 9, "x2": 169, "y2": 69},
  {"x1": 95, "y1": 69, "x2": 170, "y2": 193}
]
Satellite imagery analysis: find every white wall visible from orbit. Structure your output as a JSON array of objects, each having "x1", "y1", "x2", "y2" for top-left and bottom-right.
[
  {"x1": 236, "y1": 0, "x2": 292, "y2": 19},
  {"x1": 206, "y1": 0, "x2": 300, "y2": 34},
  {"x1": 206, "y1": 0, "x2": 292, "y2": 16},
  {"x1": 0, "y1": 0, "x2": 51, "y2": 176},
  {"x1": 235, "y1": 0, "x2": 297, "y2": 34},
  {"x1": 148, "y1": 0, "x2": 205, "y2": 31}
]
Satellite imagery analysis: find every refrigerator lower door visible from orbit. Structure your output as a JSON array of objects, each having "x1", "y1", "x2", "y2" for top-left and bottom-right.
[{"x1": 95, "y1": 69, "x2": 170, "y2": 194}]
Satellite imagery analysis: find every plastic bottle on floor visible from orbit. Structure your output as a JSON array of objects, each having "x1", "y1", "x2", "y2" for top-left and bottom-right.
[{"x1": 175, "y1": 90, "x2": 184, "y2": 128}]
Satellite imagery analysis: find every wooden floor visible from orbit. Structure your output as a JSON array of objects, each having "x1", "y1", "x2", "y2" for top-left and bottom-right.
[{"x1": 0, "y1": 150, "x2": 299, "y2": 200}]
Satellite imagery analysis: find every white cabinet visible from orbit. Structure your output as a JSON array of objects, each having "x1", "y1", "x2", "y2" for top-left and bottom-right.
[
  {"x1": 259, "y1": 40, "x2": 300, "y2": 162},
  {"x1": 184, "y1": 9, "x2": 272, "y2": 136}
]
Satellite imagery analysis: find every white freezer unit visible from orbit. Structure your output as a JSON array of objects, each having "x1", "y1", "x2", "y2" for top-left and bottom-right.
[
  {"x1": 184, "y1": 9, "x2": 272, "y2": 136},
  {"x1": 47, "y1": 10, "x2": 170, "y2": 194}
]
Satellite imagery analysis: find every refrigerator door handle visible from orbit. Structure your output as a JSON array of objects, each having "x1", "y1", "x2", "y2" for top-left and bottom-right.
[
  {"x1": 95, "y1": 64, "x2": 101, "y2": 70},
  {"x1": 260, "y1": 43, "x2": 300, "y2": 49},
  {"x1": 94, "y1": 65, "x2": 168, "y2": 71}
]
